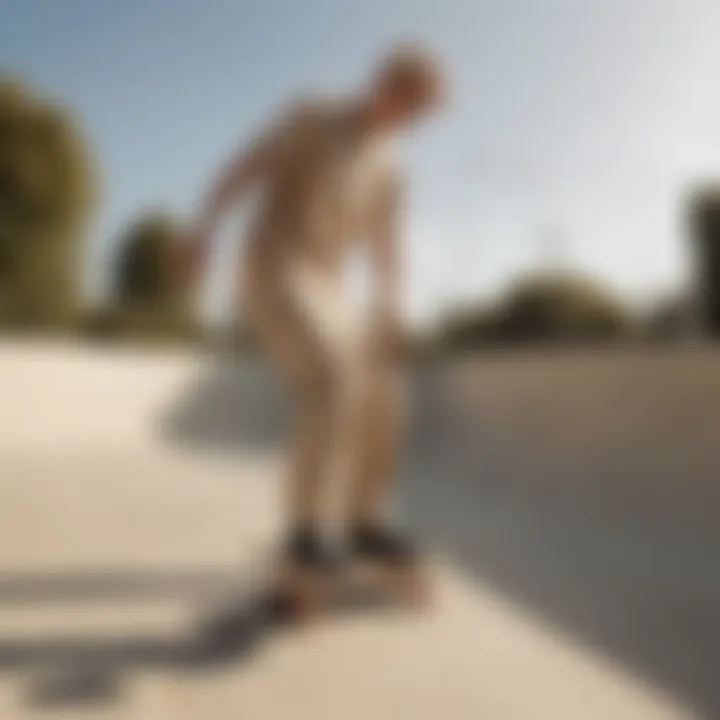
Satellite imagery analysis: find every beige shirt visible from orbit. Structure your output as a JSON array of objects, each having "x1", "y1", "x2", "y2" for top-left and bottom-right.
[
  {"x1": 240, "y1": 98, "x2": 404, "y2": 356},
  {"x1": 247, "y1": 97, "x2": 402, "y2": 273}
]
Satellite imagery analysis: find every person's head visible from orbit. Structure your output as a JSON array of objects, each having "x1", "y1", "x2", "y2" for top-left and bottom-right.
[{"x1": 365, "y1": 43, "x2": 446, "y2": 130}]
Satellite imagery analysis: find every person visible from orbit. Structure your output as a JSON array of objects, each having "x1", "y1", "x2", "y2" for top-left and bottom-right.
[{"x1": 182, "y1": 43, "x2": 445, "y2": 606}]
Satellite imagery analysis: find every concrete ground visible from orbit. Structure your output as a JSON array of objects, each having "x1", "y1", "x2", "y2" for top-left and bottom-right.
[{"x1": 0, "y1": 340, "x2": 715, "y2": 719}]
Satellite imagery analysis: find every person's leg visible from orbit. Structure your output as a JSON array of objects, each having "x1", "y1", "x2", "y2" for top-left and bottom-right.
[
  {"x1": 244, "y1": 290, "x2": 328, "y2": 535},
  {"x1": 345, "y1": 346, "x2": 420, "y2": 568},
  {"x1": 347, "y1": 359, "x2": 406, "y2": 528},
  {"x1": 287, "y1": 361, "x2": 364, "y2": 532},
  {"x1": 243, "y1": 258, "x2": 366, "y2": 541}
]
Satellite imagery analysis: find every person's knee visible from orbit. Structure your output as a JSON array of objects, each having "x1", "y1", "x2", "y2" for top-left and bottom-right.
[
  {"x1": 298, "y1": 356, "x2": 363, "y2": 423},
  {"x1": 365, "y1": 366, "x2": 406, "y2": 417}
]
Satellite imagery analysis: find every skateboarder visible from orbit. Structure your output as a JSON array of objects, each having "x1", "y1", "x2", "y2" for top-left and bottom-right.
[{"x1": 182, "y1": 44, "x2": 445, "y2": 611}]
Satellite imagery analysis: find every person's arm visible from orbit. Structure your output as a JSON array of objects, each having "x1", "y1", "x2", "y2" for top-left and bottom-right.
[
  {"x1": 181, "y1": 137, "x2": 277, "y2": 278},
  {"x1": 181, "y1": 102, "x2": 306, "y2": 281},
  {"x1": 369, "y1": 169, "x2": 405, "y2": 359},
  {"x1": 195, "y1": 139, "x2": 274, "y2": 236}
]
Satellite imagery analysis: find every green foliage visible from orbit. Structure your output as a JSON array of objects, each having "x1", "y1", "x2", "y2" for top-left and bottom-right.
[
  {"x1": 0, "y1": 78, "x2": 96, "y2": 329},
  {"x1": 498, "y1": 273, "x2": 630, "y2": 342},
  {"x1": 111, "y1": 210, "x2": 197, "y2": 341},
  {"x1": 79, "y1": 302, "x2": 201, "y2": 347},
  {"x1": 436, "y1": 303, "x2": 499, "y2": 349},
  {"x1": 79, "y1": 305, "x2": 122, "y2": 341},
  {"x1": 116, "y1": 212, "x2": 181, "y2": 305},
  {"x1": 440, "y1": 272, "x2": 631, "y2": 349}
]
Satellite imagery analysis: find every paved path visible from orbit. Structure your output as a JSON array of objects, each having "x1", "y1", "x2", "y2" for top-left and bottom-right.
[{"x1": 0, "y1": 341, "x2": 701, "y2": 718}]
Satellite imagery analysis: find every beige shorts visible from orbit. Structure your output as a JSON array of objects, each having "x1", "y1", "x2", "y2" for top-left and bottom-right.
[
  {"x1": 282, "y1": 259, "x2": 368, "y2": 366},
  {"x1": 243, "y1": 253, "x2": 371, "y2": 395}
]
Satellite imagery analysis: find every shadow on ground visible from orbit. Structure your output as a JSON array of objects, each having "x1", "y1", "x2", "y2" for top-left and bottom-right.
[
  {"x1": 0, "y1": 565, "x2": 424, "y2": 710},
  {"x1": 159, "y1": 355, "x2": 288, "y2": 454},
  {"x1": 0, "y1": 566, "x2": 267, "y2": 709}
]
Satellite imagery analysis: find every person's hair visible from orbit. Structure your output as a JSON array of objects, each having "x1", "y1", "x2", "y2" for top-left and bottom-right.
[{"x1": 373, "y1": 43, "x2": 445, "y2": 111}]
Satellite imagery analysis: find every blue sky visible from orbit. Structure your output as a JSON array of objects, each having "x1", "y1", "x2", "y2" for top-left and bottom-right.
[{"x1": 2, "y1": 0, "x2": 720, "y2": 324}]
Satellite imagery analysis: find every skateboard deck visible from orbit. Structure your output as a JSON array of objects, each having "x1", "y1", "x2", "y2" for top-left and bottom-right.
[
  {"x1": 264, "y1": 559, "x2": 433, "y2": 624},
  {"x1": 191, "y1": 558, "x2": 434, "y2": 662}
]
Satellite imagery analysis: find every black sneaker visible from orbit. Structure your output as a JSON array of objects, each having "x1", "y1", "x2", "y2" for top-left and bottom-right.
[
  {"x1": 349, "y1": 525, "x2": 419, "y2": 567},
  {"x1": 284, "y1": 527, "x2": 340, "y2": 572}
]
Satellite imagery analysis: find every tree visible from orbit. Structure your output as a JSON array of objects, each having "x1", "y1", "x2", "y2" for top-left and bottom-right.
[
  {"x1": 112, "y1": 210, "x2": 196, "y2": 341},
  {"x1": 116, "y1": 212, "x2": 180, "y2": 305},
  {"x1": 0, "y1": 78, "x2": 96, "y2": 329},
  {"x1": 496, "y1": 273, "x2": 630, "y2": 342},
  {"x1": 440, "y1": 272, "x2": 631, "y2": 349},
  {"x1": 438, "y1": 302, "x2": 500, "y2": 349}
]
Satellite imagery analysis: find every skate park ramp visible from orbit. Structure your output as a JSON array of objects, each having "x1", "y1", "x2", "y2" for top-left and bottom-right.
[{"x1": 1, "y1": 339, "x2": 718, "y2": 719}]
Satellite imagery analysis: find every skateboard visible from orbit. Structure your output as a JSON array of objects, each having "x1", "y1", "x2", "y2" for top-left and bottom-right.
[
  {"x1": 264, "y1": 556, "x2": 433, "y2": 624},
  {"x1": 191, "y1": 555, "x2": 433, "y2": 660}
]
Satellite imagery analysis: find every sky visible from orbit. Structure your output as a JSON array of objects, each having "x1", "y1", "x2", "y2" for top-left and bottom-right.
[{"x1": 2, "y1": 0, "x2": 720, "y2": 325}]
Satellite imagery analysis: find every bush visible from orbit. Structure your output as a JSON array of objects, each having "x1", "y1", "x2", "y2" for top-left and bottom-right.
[
  {"x1": 0, "y1": 78, "x2": 97, "y2": 329},
  {"x1": 440, "y1": 272, "x2": 631, "y2": 350},
  {"x1": 107, "y1": 210, "x2": 195, "y2": 342}
]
